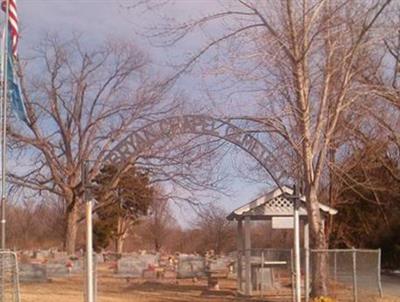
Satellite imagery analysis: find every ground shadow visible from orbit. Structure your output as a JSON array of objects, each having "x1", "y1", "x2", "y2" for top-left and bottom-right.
[
  {"x1": 124, "y1": 280, "x2": 207, "y2": 293},
  {"x1": 121, "y1": 280, "x2": 292, "y2": 302}
]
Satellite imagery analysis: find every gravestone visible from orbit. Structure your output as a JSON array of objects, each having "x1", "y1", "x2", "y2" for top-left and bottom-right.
[
  {"x1": 32, "y1": 250, "x2": 48, "y2": 261},
  {"x1": 96, "y1": 253, "x2": 104, "y2": 264},
  {"x1": 69, "y1": 258, "x2": 83, "y2": 274},
  {"x1": 46, "y1": 256, "x2": 82, "y2": 277},
  {"x1": 103, "y1": 253, "x2": 121, "y2": 262},
  {"x1": 45, "y1": 263, "x2": 70, "y2": 277},
  {"x1": 51, "y1": 251, "x2": 67, "y2": 259},
  {"x1": 177, "y1": 255, "x2": 205, "y2": 279},
  {"x1": 19, "y1": 263, "x2": 48, "y2": 283},
  {"x1": 208, "y1": 256, "x2": 232, "y2": 272},
  {"x1": 117, "y1": 254, "x2": 159, "y2": 278}
]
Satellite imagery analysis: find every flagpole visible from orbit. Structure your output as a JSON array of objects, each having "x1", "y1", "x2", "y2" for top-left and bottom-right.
[
  {"x1": 0, "y1": 16, "x2": 3, "y2": 252},
  {"x1": 1, "y1": 0, "x2": 10, "y2": 250}
]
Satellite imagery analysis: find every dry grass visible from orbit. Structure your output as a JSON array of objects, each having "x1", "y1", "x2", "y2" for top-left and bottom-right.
[
  {"x1": 20, "y1": 265, "x2": 242, "y2": 302},
  {"x1": 19, "y1": 265, "x2": 400, "y2": 302},
  {"x1": 20, "y1": 275, "x2": 244, "y2": 302}
]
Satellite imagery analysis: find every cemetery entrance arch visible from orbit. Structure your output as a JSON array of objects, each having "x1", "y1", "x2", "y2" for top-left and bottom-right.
[
  {"x1": 104, "y1": 115, "x2": 281, "y2": 187},
  {"x1": 84, "y1": 115, "x2": 303, "y2": 302}
]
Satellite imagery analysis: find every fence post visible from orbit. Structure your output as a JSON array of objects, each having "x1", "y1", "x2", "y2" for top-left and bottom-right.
[
  {"x1": 352, "y1": 248, "x2": 357, "y2": 302},
  {"x1": 333, "y1": 251, "x2": 337, "y2": 283},
  {"x1": 377, "y1": 249, "x2": 383, "y2": 297}
]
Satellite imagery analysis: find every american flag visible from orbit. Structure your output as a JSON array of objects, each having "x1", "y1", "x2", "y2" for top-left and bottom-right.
[
  {"x1": 1, "y1": 0, "x2": 28, "y2": 124},
  {"x1": 1, "y1": 0, "x2": 19, "y2": 57}
]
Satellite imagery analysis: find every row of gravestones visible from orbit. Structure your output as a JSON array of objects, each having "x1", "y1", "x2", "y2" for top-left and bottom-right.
[
  {"x1": 116, "y1": 254, "x2": 235, "y2": 279},
  {"x1": 19, "y1": 252, "x2": 235, "y2": 282},
  {"x1": 19, "y1": 257, "x2": 83, "y2": 283},
  {"x1": 20, "y1": 250, "x2": 69, "y2": 261}
]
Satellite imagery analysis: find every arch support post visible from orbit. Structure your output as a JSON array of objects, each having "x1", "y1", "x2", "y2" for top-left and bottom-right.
[
  {"x1": 293, "y1": 186, "x2": 301, "y2": 302},
  {"x1": 82, "y1": 161, "x2": 95, "y2": 302}
]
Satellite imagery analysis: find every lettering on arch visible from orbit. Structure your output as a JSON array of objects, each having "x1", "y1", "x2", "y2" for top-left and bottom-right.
[{"x1": 104, "y1": 115, "x2": 274, "y2": 175}]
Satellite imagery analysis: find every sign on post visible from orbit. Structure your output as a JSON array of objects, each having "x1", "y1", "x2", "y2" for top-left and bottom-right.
[{"x1": 272, "y1": 217, "x2": 294, "y2": 229}]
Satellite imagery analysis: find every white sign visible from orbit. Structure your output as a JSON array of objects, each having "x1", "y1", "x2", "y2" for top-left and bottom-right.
[{"x1": 272, "y1": 217, "x2": 294, "y2": 229}]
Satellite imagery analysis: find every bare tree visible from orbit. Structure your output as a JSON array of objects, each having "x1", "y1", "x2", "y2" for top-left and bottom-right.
[
  {"x1": 7, "y1": 193, "x2": 66, "y2": 250},
  {"x1": 142, "y1": 192, "x2": 176, "y2": 252},
  {"x1": 359, "y1": 8, "x2": 400, "y2": 152},
  {"x1": 9, "y1": 35, "x2": 174, "y2": 254},
  {"x1": 195, "y1": 203, "x2": 234, "y2": 254},
  {"x1": 134, "y1": 0, "x2": 393, "y2": 295}
]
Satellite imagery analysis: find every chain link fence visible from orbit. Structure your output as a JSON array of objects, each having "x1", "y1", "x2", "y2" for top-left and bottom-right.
[
  {"x1": 233, "y1": 248, "x2": 383, "y2": 302},
  {"x1": 310, "y1": 249, "x2": 383, "y2": 302},
  {"x1": 0, "y1": 251, "x2": 20, "y2": 302}
]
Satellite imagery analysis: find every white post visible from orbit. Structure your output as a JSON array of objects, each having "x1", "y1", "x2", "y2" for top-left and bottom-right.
[
  {"x1": 244, "y1": 216, "x2": 251, "y2": 296},
  {"x1": 293, "y1": 188, "x2": 301, "y2": 302},
  {"x1": 86, "y1": 199, "x2": 94, "y2": 302},
  {"x1": 83, "y1": 161, "x2": 94, "y2": 302},
  {"x1": 304, "y1": 221, "x2": 310, "y2": 302}
]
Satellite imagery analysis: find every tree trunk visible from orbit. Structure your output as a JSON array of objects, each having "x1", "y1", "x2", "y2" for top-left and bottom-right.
[
  {"x1": 307, "y1": 186, "x2": 328, "y2": 297},
  {"x1": 115, "y1": 237, "x2": 125, "y2": 254},
  {"x1": 115, "y1": 231, "x2": 127, "y2": 253},
  {"x1": 65, "y1": 202, "x2": 79, "y2": 255},
  {"x1": 154, "y1": 238, "x2": 161, "y2": 252},
  {"x1": 115, "y1": 217, "x2": 127, "y2": 254}
]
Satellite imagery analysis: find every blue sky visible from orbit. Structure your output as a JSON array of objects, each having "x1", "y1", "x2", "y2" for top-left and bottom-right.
[
  {"x1": 17, "y1": 0, "x2": 269, "y2": 226},
  {"x1": 20, "y1": 1, "x2": 132, "y2": 44}
]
